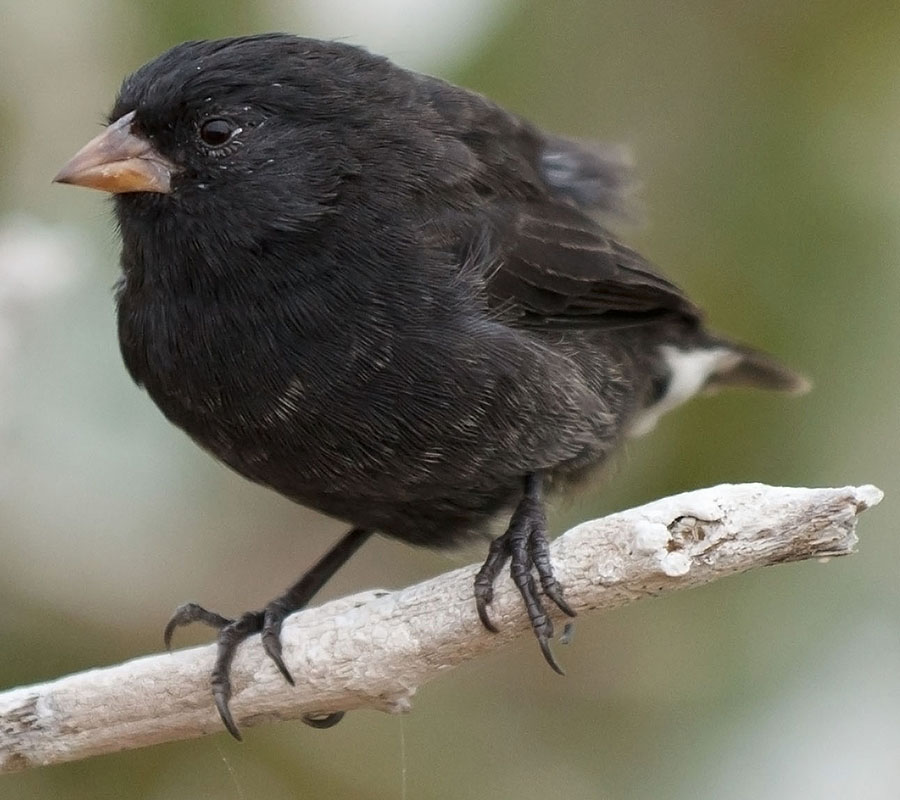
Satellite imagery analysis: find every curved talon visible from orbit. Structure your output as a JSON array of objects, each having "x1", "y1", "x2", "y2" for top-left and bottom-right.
[
  {"x1": 161, "y1": 528, "x2": 372, "y2": 738},
  {"x1": 529, "y1": 524, "x2": 578, "y2": 619},
  {"x1": 164, "y1": 602, "x2": 233, "y2": 649},
  {"x1": 261, "y1": 610, "x2": 295, "y2": 685},
  {"x1": 473, "y1": 534, "x2": 511, "y2": 632},
  {"x1": 163, "y1": 617, "x2": 179, "y2": 651},
  {"x1": 209, "y1": 612, "x2": 265, "y2": 739},
  {"x1": 303, "y1": 712, "x2": 345, "y2": 729},
  {"x1": 164, "y1": 599, "x2": 338, "y2": 740},
  {"x1": 474, "y1": 592, "x2": 500, "y2": 633},
  {"x1": 473, "y1": 473, "x2": 572, "y2": 673},
  {"x1": 537, "y1": 635, "x2": 565, "y2": 676},
  {"x1": 538, "y1": 577, "x2": 577, "y2": 618},
  {"x1": 214, "y1": 683, "x2": 242, "y2": 741}
]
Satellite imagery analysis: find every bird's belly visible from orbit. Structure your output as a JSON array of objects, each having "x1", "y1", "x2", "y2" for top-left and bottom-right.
[
  {"x1": 161, "y1": 389, "x2": 528, "y2": 546},
  {"x1": 120, "y1": 302, "x2": 621, "y2": 540}
]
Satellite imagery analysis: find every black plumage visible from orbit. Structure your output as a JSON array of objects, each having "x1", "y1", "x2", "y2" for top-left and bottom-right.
[{"x1": 55, "y1": 34, "x2": 807, "y2": 738}]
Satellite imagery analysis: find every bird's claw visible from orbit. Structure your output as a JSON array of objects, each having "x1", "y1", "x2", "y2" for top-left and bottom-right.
[
  {"x1": 163, "y1": 602, "x2": 323, "y2": 739},
  {"x1": 213, "y1": 673, "x2": 242, "y2": 741},
  {"x1": 302, "y1": 711, "x2": 346, "y2": 728},
  {"x1": 474, "y1": 477, "x2": 576, "y2": 671},
  {"x1": 261, "y1": 609, "x2": 295, "y2": 685},
  {"x1": 161, "y1": 529, "x2": 372, "y2": 738},
  {"x1": 164, "y1": 602, "x2": 233, "y2": 649}
]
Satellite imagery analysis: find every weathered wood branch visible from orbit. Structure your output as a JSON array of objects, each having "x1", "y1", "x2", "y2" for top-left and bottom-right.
[{"x1": 0, "y1": 483, "x2": 882, "y2": 774}]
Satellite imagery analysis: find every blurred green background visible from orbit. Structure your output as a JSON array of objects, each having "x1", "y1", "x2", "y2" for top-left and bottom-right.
[{"x1": 2, "y1": 1, "x2": 898, "y2": 798}]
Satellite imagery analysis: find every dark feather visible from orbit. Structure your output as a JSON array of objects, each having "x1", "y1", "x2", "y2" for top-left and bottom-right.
[
  {"x1": 539, "y1": 137, "x2": 639, "y2": 220},
  {"x1": 480, "y1": 203, "x2": 701, "y2": 329},
  {"x1": 54, "y1": 34, "x2": 810, "y2": 736},
  {"x1": 62, "y1": 33, "x2": 803, "y2": 543}
]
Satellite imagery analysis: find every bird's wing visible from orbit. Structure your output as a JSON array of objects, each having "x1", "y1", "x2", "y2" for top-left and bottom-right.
[
  {"x1": 416, "y1": 73, "x2": 637, "y2": 220},
  {"x1": 476, "y1": 202, "x2": 702, "y2": 330},
  {"x1": 538, "y1": 136, "x2": 637, "y2": 220},
  {"x1": 413, "y1": 74, "x2": 695, "y2": 327}
]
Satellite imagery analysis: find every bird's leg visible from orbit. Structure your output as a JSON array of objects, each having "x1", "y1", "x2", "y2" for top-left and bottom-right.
[
  {"x1": 164, "y1": 526, "x2": 373, "y2": 739},
  {"x1": 473, "y1": 473, "x2": 576, "y2": 673}
]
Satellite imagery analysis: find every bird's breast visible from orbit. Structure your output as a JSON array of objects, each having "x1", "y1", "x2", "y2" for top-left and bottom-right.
[{"x1": 117, "y1": 286, "x2": 305, "y2": 444}]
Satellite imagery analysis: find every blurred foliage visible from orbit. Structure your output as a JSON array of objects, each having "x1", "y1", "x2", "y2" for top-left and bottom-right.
[{"x1": 1, "y1": 1, "x2": 898, "y2": 798}]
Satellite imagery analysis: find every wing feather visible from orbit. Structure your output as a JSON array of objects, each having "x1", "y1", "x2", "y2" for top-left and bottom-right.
[{"x1": 481, "y1": 203, "x2": 701, "y2": 329}]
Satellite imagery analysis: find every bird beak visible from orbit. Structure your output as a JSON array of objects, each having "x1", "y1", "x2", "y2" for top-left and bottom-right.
[{"x1": 53, "y1": 110, "x2": 175, "y2": 194}]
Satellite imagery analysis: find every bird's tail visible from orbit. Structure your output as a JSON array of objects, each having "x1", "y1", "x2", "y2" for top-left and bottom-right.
[
  {"x1": 702, "y1": 339, "x2": 811, "y2": 396},
  {"x1": 626, "y1": 335, "x2": 809, "y2": 439}
]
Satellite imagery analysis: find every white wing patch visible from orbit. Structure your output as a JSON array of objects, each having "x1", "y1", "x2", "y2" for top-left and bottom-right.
[{"x1": 628, "y1": 345, "x2": 738, "y2": 437}]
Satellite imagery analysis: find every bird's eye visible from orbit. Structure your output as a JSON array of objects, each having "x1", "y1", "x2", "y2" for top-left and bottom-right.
[{"x1": 199, "y1": 119, "x2": 237, "y2": 147}]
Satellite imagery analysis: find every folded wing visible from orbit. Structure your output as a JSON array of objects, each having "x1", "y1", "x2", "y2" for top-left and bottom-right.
[{"x1": 481, "y1": 202, "x2": 701, "y2": 330}]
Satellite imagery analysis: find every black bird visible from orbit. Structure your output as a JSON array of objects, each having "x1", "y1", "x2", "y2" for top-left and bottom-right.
[{"x1": 55, "y1": 33, "x2": 808, "y2": 738}]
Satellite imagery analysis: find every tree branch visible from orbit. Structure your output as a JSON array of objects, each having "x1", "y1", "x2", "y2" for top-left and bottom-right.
[{"x1": 0, "y1": 483, "x2": 882, "y2": 774}]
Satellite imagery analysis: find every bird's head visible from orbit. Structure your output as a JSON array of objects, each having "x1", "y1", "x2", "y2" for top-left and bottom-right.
[{"x1": 52, "y1": 35, "x2": 421, "y2": 244}]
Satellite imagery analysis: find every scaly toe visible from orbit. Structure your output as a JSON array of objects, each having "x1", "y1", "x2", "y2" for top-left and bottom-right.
[
  {"x1": 163, "y1": 602, "x2": 233, "y2": 649},
  {"x1": 303, "y1": 712, "x2": 345, "y2": 728},
  {"x1": 261, "y1": 611, "x2": 295, "y2": 685}
]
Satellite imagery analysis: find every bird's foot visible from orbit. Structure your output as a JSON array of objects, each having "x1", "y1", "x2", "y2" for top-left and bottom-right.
[
  {"x1": 473, "y1": 474, "x2": 576, "y2": 673},
  {"x1": 162, "y1": 527, "x2": 371, "y2": 739},
  {"x1": 164, "y1": 601, "x2": 344, "y2": 739}
]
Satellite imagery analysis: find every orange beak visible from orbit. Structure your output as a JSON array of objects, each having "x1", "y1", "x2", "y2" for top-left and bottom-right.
[{"x1": 53, "y1": 111, "x2": 176, "y2": 194}]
